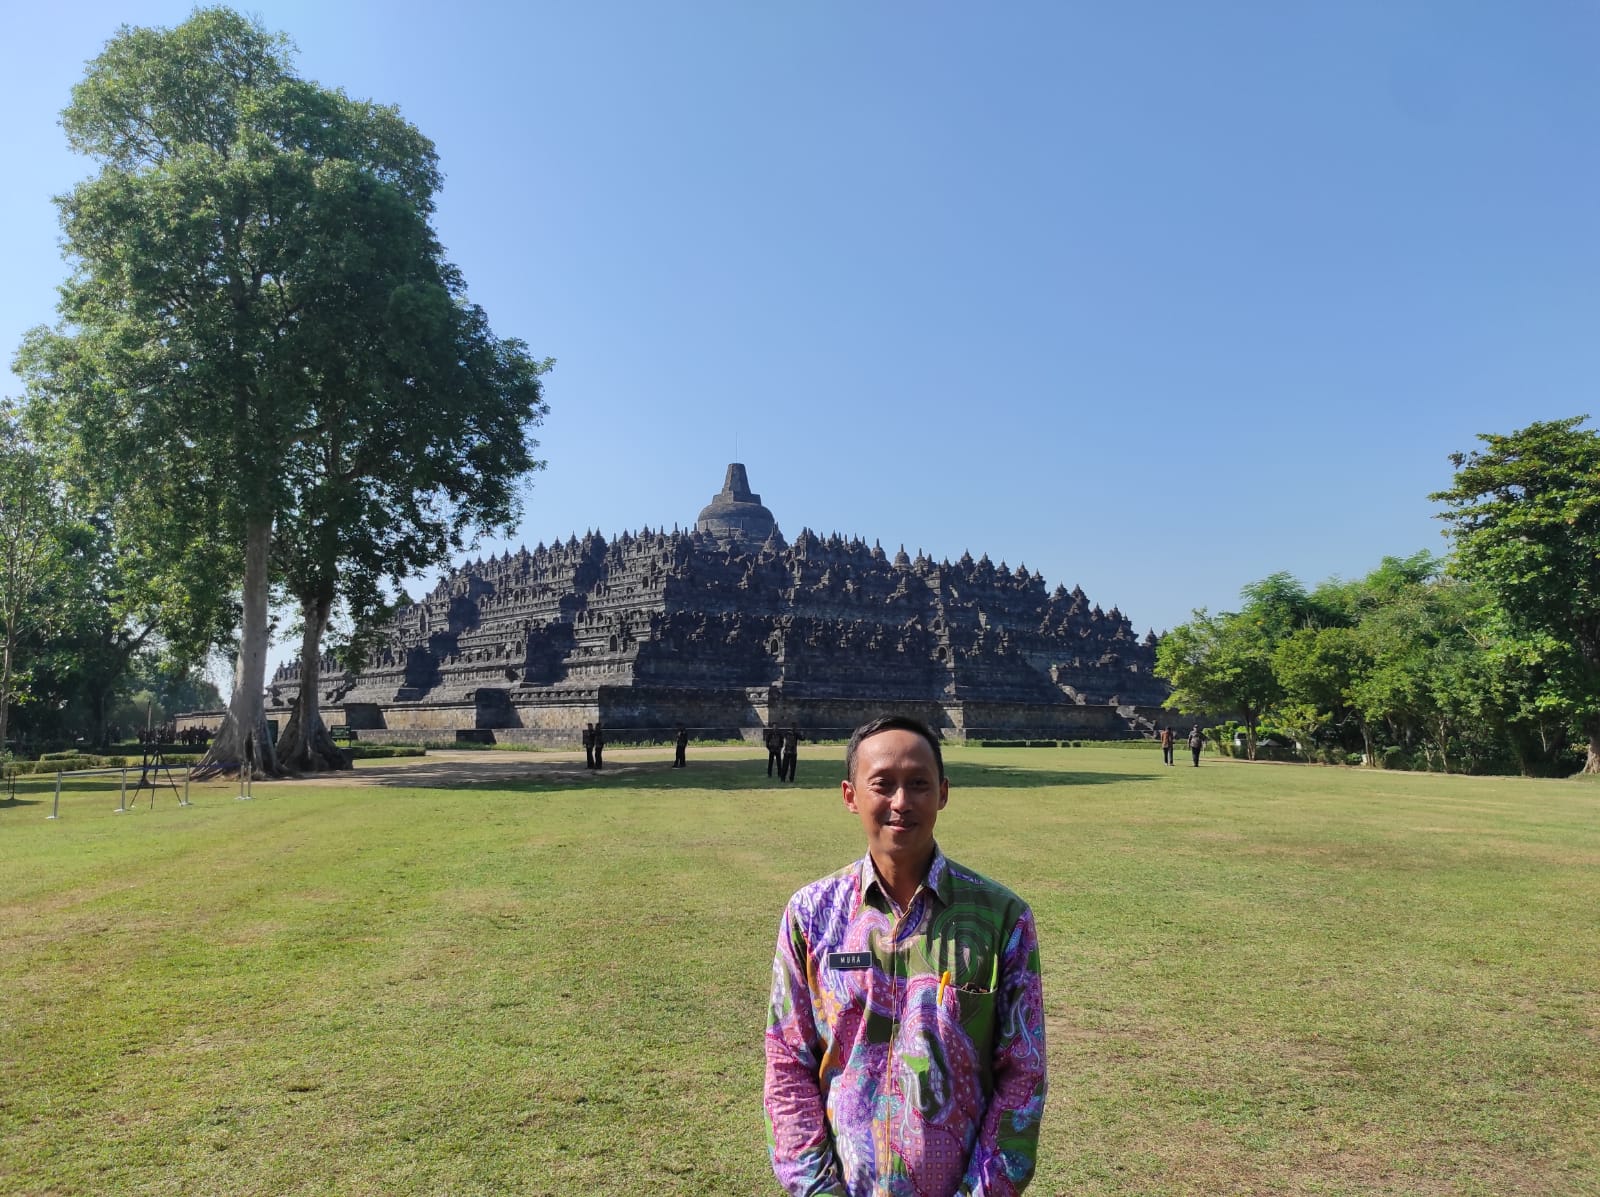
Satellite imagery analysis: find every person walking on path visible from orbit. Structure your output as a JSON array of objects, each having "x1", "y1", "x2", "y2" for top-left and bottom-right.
[
  {"x1": 1160, "y1": 726, "x2": 1175, "y2": 767},
  {"x1": 593, "y1": 722, "x2": 606, "y2": 770},
  {"x1": 780, "y1": 725, "x2": 800, "y2": 782},
  {"x1": 766, "y1": 727, "x2": 783, "y2": 778},
  {"x1": 582, "y1": 723, "x2": 596, "y2": 770},
  {"x1": 673, "y1": 723, "x2": 689, "y2": 768},
  {"x1": 1188, "y1": 725, "x2": 1203, "y2": 767}
]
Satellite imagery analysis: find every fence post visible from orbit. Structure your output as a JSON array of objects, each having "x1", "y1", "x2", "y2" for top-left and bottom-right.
[
  {"x1": 115, "y1": 768, "x2": 129, "y2": 813},
  {"x1": 182, "y1": 770, "x2": 191, "y2": 807},
  {"x1": 48, "y1": 773, "x2": 62, "y2": 819}
]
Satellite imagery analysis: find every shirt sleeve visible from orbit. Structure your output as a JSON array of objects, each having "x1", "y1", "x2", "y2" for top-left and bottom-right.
[
  {"x1": 957, "y1": 904, "x2": 1048, "y2": 1196},
  {"x1": 763, "y1": 901, "x2": 849, "y2": 1196}
]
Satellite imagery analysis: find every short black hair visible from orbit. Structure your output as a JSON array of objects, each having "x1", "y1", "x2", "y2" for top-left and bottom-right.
[{"x1": 845, "y1": 715, "x2": 945, "y2": 783}]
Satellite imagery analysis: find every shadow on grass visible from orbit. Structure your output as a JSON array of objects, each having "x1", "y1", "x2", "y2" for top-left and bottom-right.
[{"x1": 329, "y1": 754, "x2": 1145, "y2": 794}]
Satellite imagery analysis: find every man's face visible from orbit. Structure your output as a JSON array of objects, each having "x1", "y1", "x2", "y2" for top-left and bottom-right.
[{"x1": 842, "y1": 728, "x2": 949, "y2": 872}]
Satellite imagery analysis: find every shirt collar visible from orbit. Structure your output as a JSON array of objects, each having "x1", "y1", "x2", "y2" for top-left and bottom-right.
[{"x1": 857, "y1": 843, "x2": 952, "y2": 910}]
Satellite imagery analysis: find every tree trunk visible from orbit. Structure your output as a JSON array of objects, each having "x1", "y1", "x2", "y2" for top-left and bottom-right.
[
  {"x1": 276, "y1": 593, "x2": 351, "y2": 773},
  {"x1": 1360, "y1": 724, "x2": 1375, "y2": 768},
  {"x1": 1244, "y1": 709, "x2": 1259, "y2": 761},
  {"x1": 196, "y1": 518, "x2": 280, "y2": 778},
  {"x1": 0, "y1": 623, "x2": 13, "y2": 753},
  {"x1": 1584, "y1": 713, "x2": 1600, "y2": 775}
]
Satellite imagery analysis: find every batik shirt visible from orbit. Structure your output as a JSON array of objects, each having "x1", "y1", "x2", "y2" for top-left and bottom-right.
[{"x1": 764, "y1": 846, "x2": 1047, "y2": 1197}]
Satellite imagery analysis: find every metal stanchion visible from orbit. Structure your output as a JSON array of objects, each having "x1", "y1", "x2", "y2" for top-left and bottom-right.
[
  {"x1": 48, "y1": 774, "x2": 62, "y2": 819},
  {"x1": 182, "y1": 770, "x2": 192, "y2": 807},
  {"x1": 237, "y1": 761, "x2": 253, "y2": 800},
  {"x1": 115, "y1": 768, "x2": 129, "y2": 813}
]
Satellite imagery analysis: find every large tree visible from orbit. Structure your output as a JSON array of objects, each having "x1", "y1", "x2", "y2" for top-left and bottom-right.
[
  {"x1": 0, "y1": 407, "x2": 73, "y2": 750},
  {"x1": 18, "y1": 8, "x2": 548, "y2": 775},
  {"x1": 270, "y1": 235, "x2": 550, "y2": 772},
  {"x1": 1155, "y1": 606, "x2": 1281, "y2": 759},
  {"x1": 1432, "y1": 417, "x2": 1600, "y2": 773}
]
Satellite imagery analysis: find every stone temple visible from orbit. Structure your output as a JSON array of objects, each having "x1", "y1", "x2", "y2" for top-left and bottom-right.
[{"x1": 267, "y1": 465, "x2": 1170, "y2": 744}]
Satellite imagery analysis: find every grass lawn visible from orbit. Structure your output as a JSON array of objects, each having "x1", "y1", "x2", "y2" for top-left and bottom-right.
[{"x1": 2, "y1": 745, "x2": 1597, "y2": 1196}]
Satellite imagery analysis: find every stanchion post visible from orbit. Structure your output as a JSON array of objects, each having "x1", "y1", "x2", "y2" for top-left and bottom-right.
[
  {"x1": 115, "y1": 768, "x2": 129, "y2": 813},
  {"x1": 182, "y1": 770, "x2": 191, "y2": 807},
  {"x1": 48, "y1": 773, "x2": 62, "y2": 819}
]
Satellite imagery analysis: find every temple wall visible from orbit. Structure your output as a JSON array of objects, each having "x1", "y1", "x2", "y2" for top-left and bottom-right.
[{"x1": 950, "y1": 700, "x2": 1128, "y2": 740}]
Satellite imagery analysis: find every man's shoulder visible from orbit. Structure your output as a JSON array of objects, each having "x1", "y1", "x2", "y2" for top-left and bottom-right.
[
  {"x1": 786, "y1": 860, "x2": 861, "y2": 909},
  {"x1": 939, "y1": 854, "x2": 1033, "y2": 920}
]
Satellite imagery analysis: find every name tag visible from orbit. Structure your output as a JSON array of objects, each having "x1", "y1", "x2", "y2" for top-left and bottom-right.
[{"x1": 826, "y1": 952, "x2": 872, "y2": 971}]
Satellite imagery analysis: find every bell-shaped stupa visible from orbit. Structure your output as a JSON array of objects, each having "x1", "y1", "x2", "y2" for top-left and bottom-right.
[{"x1": 695, "y1": 463, "x2": 783, "y2": 553}]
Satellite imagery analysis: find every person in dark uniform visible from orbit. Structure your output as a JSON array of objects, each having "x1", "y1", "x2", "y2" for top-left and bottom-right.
[
  {"x1": 1188, "y1": 724, "x2": 1203, "y2": 767},
  {"x1": 780, "y1": 725, "x2": 800, "y2": 782},
  {"x1": 593, "y1": 722, "x2": 606, "y2": 770},
  {"x1": 765, "y1": 727, "x2": 783, "y2": 778},
  {"x1": 673, "y1": 723, "x2": 689, "y2": 768},
  {"x1": 582, "y1": 723, "x2": 596, "y2": 770}
]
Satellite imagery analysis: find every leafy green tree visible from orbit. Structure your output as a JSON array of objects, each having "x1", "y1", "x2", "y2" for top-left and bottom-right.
[
  {"x1": 270, "y1": 275, "x2": 549, "y2": 772},
  {"x1": 1271, "y1": 624, "x2": 1368, "y2": 760},
  {"x1": 1156, "y1": 606, "x2": 1281, "y2": 759},
  {"x1": 1432, "y1": 417, "x2": 1600, "y2": 773},
  {"x1": 0, "y1": 407, "x2": 75, "y2": 750},
  {"x1": 18, "y1": 9, "x2": 548, "y2": 775}
]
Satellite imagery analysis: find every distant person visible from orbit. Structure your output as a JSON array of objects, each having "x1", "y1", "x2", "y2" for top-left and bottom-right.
[
  {"x1": 1160, "y1": 726, "x2": 1175, "y2": 767},
  {"x1": 765, "y1": 727, "x2": 783, "y2": 778},
  {"x1": 763, "y1": 714, "x2": 1048, "y2": 1195},
  {"x1": 593, "y1": 722, "x2": 606, "y2": 770},
  {"x1": 673, "y1": 723, "x2": 689, "y2": 768},
  {"x1": 1188, "y1": 724, "x2": 1203, "y2": 767},
  {"x1": 780, "y1": 725, "x2": 800, "y2": 782},
  {"x1": 582, "y1": 723, "x2": 596, "y2": 770}
]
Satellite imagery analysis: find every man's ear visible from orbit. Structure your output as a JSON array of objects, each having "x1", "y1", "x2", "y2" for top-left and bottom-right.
[
  {"x1": 841, "y1": 778, "x2": 858, "y2": 813},
  {"x1": 937, "y1": 778, "x2": 949, "y2": 809}
]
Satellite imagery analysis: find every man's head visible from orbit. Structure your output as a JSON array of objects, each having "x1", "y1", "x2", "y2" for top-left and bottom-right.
[
  {"x1": 842, "y1": 716, "x2": 948, "y2": 876},
  {"x1": 844, "y1": 715, "x2": 945, "y2": 784}
]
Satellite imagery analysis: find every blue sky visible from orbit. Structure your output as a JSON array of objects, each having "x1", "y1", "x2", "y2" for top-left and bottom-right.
[{"x1": 4, "y1": 2, "x2": 1598, "y2": 669}]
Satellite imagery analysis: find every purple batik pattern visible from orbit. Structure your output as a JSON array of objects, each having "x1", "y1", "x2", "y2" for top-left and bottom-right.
[{"x1": 764, "y1": 848, "x2": 1047, "y2": 1197}]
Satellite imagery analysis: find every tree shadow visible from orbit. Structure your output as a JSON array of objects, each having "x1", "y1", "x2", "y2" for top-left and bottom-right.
[
  {"x1": 944, "y1": 761, "x2": 1150, "y2": 790},
  {"x1": 344, "y1": 753, "x2": 1148, "y2": 795}
]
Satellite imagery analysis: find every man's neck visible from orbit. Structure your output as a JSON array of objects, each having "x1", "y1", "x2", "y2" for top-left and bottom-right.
[{"x1": 870, "y1": 848, "x2": 933, "y2": 912}]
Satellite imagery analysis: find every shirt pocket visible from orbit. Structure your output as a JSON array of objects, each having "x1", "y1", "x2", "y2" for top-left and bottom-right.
[{"x1": 952, "y1": 983, "x2": 997, "y2": 1053}]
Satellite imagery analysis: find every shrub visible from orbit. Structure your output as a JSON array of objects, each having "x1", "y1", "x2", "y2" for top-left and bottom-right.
[{"x1": 347, "y1": 745, "x2": 426, "y2": 760}]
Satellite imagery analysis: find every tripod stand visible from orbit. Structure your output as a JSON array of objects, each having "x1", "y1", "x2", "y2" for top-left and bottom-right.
[{"x1": 131, "y1": 738, "x2": 186, "y2": 809}]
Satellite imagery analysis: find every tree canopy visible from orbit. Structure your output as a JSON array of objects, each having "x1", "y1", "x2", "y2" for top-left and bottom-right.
[
  {"x1": 1432, "y1": 416, "x2": 1600, "y2": 772},
  {"x1": 17, "y1": 7, "x2": 549, "y2": 775}
]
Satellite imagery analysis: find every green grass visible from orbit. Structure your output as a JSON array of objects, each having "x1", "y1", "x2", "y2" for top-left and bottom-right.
[{"x1": 3, "y1": 746, "x2": 1597, "y2": 1195}]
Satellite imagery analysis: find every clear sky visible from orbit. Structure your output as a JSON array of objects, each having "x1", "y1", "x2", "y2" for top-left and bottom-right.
[{"x1": 4, "y1": 2, "x2": 1598, "y2": 668}]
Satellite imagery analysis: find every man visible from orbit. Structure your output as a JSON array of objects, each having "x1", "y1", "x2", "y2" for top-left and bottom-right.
[
  {"x1": 766, "y1": 726, "x2": 783, "y2": 778},
  {"x1": 581, "y1": 722, "x2": 595, "y2": 770},
  {"x1": 1188, "y1": 724, "x2": 1203, "y2": 767},
  {"x1": 673, "y1": 723, "x2": 689, "y2": 768},
  {"x1": 1160, "y1": 725, "x2": 1175, "y2": 767},
  {"x1": 593, "y1": 722, "x2": 605, "y2": 770},
  {"x1": 764, "y1": 715, "x2": 1047, "y2": 1196},
  {"x1": 780, "y1": 724, "x2": 800, "y2": 783}
]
